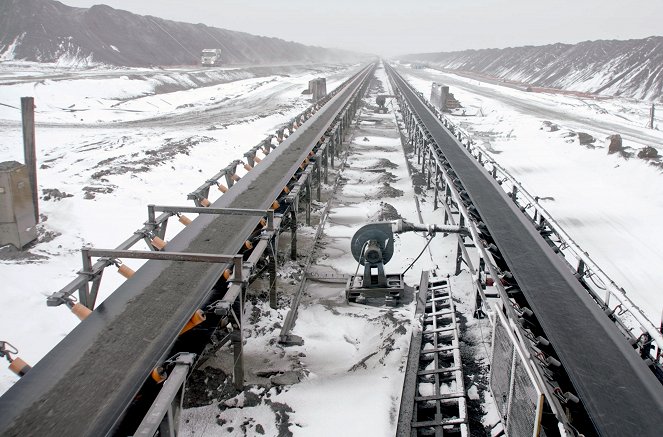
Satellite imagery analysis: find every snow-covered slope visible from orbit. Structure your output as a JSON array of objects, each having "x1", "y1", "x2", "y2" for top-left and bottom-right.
[
  {"x1": 399, "y1": 37, "x2": 663, "y2": 101},
  {"x1": 0, "y1": 0, "x2": 365, "y2": 67}
]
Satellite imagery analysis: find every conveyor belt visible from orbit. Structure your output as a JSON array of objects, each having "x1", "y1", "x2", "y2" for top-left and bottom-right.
[
  {"x1": 387, "y1": 65, "x2": 663, "y2": 437},
  {"x1": 0, "y1": 64, "x2": 374, "y2": 437}
]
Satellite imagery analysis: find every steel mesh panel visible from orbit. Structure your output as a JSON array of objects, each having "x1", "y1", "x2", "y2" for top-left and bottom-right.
[
  {"x1": 490, "y1": 319, "x2": 514, "y2": 419},
  {"x1": 507, "y1": 354, "x2": 539, "y2": 437}
]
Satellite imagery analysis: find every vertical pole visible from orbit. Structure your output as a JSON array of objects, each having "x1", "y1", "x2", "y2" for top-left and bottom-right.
[
  {"x1": 21, "y1": 97, "x2": 38, "y2": 223},
  {"x1": 231, "y1": 329, "x2": 244, "y2": 390},
  {"x1": 650, "y1": 104, "x2": 655, "y2": 130},
  {"x1": 455, "y1": 215, "x2": 465, "y2": 275},
  {"x1": 323, "y1": 147, "x2": 329, "y2": 183},
  {"x1": 433, "y1": 169, "x2": 439, "y2": 210},
  {"x1": 290, "y1": 208, "x2": 297, "y2": 260},
  {"x1": 316, "y1": 160, "x2": 321, "y2": 201},
  {"x1": 305, "y1": 180, "x2": 311, "y2": 226},
  {"x1": 421, "y1": 143, "x2": 426, "y2": 173},
  {"x1": 79, "y1": 249, "x2": 92, "y2": 308},
  {"x1": 268, "y1": 241, "x2": 277, "y2": 309}
]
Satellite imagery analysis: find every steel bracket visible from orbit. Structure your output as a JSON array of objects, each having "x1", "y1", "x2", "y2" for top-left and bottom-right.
[{"x1": 148, "y1": 205, "x2": 275, "y2": 233}]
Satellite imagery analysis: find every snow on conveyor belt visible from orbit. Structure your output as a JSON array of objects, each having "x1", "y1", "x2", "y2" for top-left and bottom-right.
[
  {"x1": 0, "y1": 65, "x2": 374, "y2": 437},
  {"x1": 387, "y1": 64, "x2": 663, "y2": 437}
]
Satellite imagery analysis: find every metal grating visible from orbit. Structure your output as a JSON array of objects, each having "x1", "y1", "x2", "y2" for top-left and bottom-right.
[
  {"x1": 490, "y1": 307, "x2": 544, "y2": 437},
  {"x1": 508, "y1": 356, "x2": 541, "y2": 437},
  {"x1": 490, "y1": 317, "x2": 514, "y2": 419}
]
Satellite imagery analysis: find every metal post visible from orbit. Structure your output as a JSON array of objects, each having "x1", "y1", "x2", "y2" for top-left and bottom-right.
[
  {"x1": 231, "y1": 330, "x2": 244, "y2": 390},
  {"x1": 433, "y1": 168, "x2": 439, "y2": 210},
  {"x1": 268, "y1": 240, "x2": 277, "y2": 309},
  {"x1": 330, "y1": 138, "x2": 335, "y2": 169},
  {"x1": 650, "y1": 104, "x2": 655, "y2": 129},
  {"x1": 426, "y1": 150, "x2": 431, "y2": 189},
  {"x1": 315, "y1": 159, "x2": 321, "y2": 201},
  {"x1": 305, "y1": 179, "x2": 311, "y2": 226},
  {"x1": 79, "y1": 250, "x2": 92, "y2": 308},
  {"x1": 21, "y1": 97, "x2": 38, "y2": 223},
  {"x1": 323, "y1": 147, "x2": 329, "y2": 183},
  {"x1": 455, "y1": 215, "x2": 465, "y2": 275},
  {"x1": 290, "y1": 208, "x2": 297, "y2": 260},
  {"x1": 421, "y1": 142, "x2": 426, "y2": 173}
]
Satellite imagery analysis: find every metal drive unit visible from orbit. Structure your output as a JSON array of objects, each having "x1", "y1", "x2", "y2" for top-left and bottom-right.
[
  {"x1": 0, "y1": 161, "x2": 37, "y2": 250},
  {"x1": 346, "y1": 220, "x2": 466, "y2": 305}
]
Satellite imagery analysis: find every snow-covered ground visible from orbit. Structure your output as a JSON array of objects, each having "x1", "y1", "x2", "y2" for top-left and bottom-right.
[
  {"x1": 180, "y1": 64, "x2": 493, "y2": 436},
  {"x1": 398, "y1": 64, "x2": 663, "y2": 325},
  {"x1": 0, "y1": 62, "x2": 357, "y2": 395},
  {"x1": 3, "y1": 57, "x2": 658, "y2": 434}
]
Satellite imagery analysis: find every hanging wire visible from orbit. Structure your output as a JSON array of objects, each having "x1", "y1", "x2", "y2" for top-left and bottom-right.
[{"x1": 402, "y1": 234, "x2": 435, "y2": 276}]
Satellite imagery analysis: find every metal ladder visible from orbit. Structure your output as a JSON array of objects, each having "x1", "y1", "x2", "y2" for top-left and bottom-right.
[{"x1": 398, "y1": 271, "x2": 469, "y2": 437}]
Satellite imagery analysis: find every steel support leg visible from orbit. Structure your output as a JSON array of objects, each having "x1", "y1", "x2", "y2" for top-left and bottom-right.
[
  {"x1": 331, "y1": 139, "x2": 335, "y2": 169},
  {"x1": 268, "y1": 240, "x2": 277, "y2": 309},
  {"x1": 421, "y1": 143, "x2": 426, "y2": 173},
  {"x1": 231, "y1": 329, "x2": 244, "y2": 390},
  {"x1": 315, "y1": 160, "x2": 321, "y2": 201},
  {"x1": 305, "y1": 180, "x2": 311, "y2": 226},
  {"x1": 426, "y1": 151, "x2": 432, "y2": 190},
  {"x1": 455, "y1": 215, "x2": 466, "y2": 275},
  {"x1": 323, "y1": 147, "x2": 329, "y2": 183},
  {"x1": 433, "y1": 170, "x2": 439, "y2": 210},
  {"x1": 290, "y1": 208, "x2": 297, "y2": 260}
]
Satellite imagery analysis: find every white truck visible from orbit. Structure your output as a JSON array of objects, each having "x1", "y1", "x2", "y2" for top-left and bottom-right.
[{"x1": 201, "y1": 49, "x2": 222, "y2": 67}]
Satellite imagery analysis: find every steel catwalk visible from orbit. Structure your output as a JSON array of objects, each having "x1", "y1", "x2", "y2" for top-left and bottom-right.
[
  {"x1": 0, "y1": 64, "x2": 374, "y2": 437},
  {"x1": 388, "y1": 65, "x2": 663, "y2": 437}
]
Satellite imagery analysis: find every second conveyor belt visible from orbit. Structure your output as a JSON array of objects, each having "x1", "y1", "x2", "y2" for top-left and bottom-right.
[{"x1": 387, "y1": 64, "x2": 663, "y2": 437}]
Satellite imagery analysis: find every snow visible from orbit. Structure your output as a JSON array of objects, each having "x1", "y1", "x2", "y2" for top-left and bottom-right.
[
  {"x1": 178, "y1": 64, "x2": 497, "y2": 436},
  {"x1": 0, "y1": 33, "x2": 24, "y2": 62},
  {"x1": 0, "y1": 62, "x2": 357, "y2": 395},
  {"x1": 8, "y1": 57, "x2": 644, "y2": 434},
  {"x1": 400, "y1": 65, "x2": 663, "y2": 324}
]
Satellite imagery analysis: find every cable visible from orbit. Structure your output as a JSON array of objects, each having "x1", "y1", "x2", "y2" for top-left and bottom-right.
[{"x1": 402, "y1": 234, "x2": 434, "y2": 275}]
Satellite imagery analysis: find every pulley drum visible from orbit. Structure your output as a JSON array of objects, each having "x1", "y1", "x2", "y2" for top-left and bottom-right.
[{"x1": 350, "y1": 222, "x2": 395, "y2": 266}]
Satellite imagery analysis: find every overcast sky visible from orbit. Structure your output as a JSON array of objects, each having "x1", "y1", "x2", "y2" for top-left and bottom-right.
[{"x1": 58, "y1": 0, "x2": 663, "y2": 56}]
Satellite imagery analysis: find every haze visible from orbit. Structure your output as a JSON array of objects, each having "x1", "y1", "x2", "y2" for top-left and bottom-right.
[{"x1": 53, "y1": 0, "x2": 663, "y2": 57}]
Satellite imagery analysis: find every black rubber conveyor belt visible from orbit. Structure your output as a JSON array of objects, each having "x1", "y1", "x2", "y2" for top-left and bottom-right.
[
  {"x1": 389, "y1": 65, "x2": 663, "y2": 437},
  {"x1": 0, "y1": 64, "x2": 374, "y2": 437}
]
